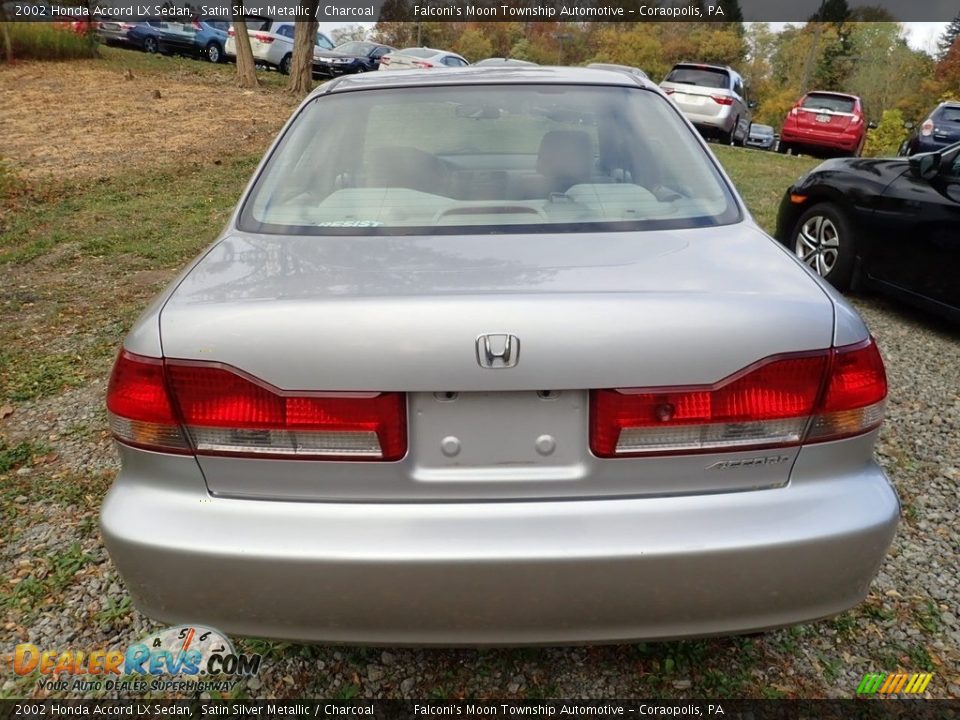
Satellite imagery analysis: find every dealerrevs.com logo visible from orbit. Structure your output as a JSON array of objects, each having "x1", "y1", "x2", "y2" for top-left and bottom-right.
[{"x1": 12, "y1": 625, "x2": 262, "y2": 693}]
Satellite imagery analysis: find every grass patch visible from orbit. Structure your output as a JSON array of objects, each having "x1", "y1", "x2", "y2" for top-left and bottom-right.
[
  {"x1": 0, "y1": 439, "x2": 44, "y2": 472},
  {"x1": 2, "y1": 23, "x2": 99, "y2": 62},
  {"x1": 96, "y1": 45, "x2": 293, "y2": 89},
  {"x1": 1, "y1": 542, "x2": 92, "y2": 622},
  {"x1": 0, "y1": 156, "x2": 22, "y2": 199},
  {"x1": 0, "y1": 154, "x2": 259, "y2": 266},
  {"x1": 713, "y1": 145, "x2": 821, "y2": 234},
  {"x1": 0, "y1": 350, "x2": 85, "y2": 402}
]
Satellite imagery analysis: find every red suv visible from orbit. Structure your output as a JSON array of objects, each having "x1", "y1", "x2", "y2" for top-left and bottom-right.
[{"x1": 779, "y1": 91, "x2": 873, "y2": 157}]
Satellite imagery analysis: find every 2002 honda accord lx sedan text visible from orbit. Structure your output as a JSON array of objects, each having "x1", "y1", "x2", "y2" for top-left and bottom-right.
[{"x1": 101, "y1": 67, "x2": 899, "y2": 645}]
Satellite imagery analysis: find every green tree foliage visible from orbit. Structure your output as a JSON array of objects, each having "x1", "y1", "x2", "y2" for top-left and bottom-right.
[
  {"x1": 809, "y1": 0, "x2": 850, "y2": 24},
  {"x1": 938, "y1": 13, "x2": 960, "y2": 60},
  {"x1": 366, "y1": 20, "x2": 943, "y2": 130},
  {"x1": 862, "y1": 108, "x2": 907, "y2": 157},
  {"x1": 454, "y1": 28, "x2": 493, "y2": 62}
]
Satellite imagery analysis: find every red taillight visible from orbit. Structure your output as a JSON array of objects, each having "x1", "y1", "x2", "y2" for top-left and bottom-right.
[
  {"x1": 106, "y1": 351, "x2": 407, "y2": 461},
  {"x1": 107, "y1": 351, "x2": 191, "y2": 454},
  {"x1": 664, "y1": 89, "x2": 675, "y2": 95},
  {"x1": 711, "y1": 95, "x2": 734, "y2": 106},
  {"x1": 807, "y1": 340, "x2": 887, "y2": 442},
  {"x1": 590, "y1": 339, "x2": 886, "y2": 457},
  {"x1": 253, "y1": 33, "x2": 273, "y2": 44},
  {"x1": 227, "y1": 28, "x2": 235, "y2": 37},
  {"x1": 920, "y1": 119, "x2": 934, "y2": 136},
  {"x1": 413, "y1": 60, "x2": 434, "y2": 68}
]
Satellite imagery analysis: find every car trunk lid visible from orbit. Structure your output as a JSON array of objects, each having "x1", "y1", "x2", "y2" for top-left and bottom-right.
[{"x1": 158, "y1": 224, "x2": 837, "y2": 501}]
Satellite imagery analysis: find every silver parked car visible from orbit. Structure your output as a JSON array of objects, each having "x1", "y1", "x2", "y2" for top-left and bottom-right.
[
  {"x1": 379, "y1": 47, "x2": 469, "y2": 70},
  {"x1": 661, "y1": 62, "x2": 753, "y2": 146},
  {"x1": 746, "y1": 123, "x2": 777, "y2": 151},
  {"x1": 102, "y1": 67, "x2": 898, "y2": 645}
]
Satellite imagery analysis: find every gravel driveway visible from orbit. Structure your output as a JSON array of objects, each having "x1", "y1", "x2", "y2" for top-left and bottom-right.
[{"x1": 2, "y1": 291, "x2": 957, "y2": 700}]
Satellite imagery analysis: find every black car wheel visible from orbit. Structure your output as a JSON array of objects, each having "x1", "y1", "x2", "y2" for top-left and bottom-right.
[
  {"x1": 143, "y1": 36, "x2": 158, "y2": 54},
  {"x1": 207, "y1": 42, "x2": 222, "y2": 64},
  {"x1": 356, "y1": 65, "x2": 367, "y2": 73},
  {"x1": 279, "y1": 53, "x2": 292, "y2": 75},
  {"x1": 791, "y1": 203, "x2": 856, "y2": 290}
]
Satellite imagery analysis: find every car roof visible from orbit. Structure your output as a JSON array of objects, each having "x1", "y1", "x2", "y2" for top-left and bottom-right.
[{"x1": 315, "y1": 66, "x2": 654, "y2": 96}]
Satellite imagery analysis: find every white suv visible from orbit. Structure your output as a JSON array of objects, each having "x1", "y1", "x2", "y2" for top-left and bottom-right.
[
  {"x1": 660, "y1": 62, "x2": 753, "y2": 146},
  {"x1": 224, "y1": 18, "x2": 334, "y2": 75}
]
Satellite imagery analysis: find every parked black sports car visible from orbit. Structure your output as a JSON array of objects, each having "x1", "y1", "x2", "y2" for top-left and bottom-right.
[{"x1": 775, "y1": 142, "x2": 960, "y2": 322}]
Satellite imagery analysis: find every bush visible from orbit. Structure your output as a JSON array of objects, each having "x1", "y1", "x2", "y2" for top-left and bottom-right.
[
  {"x1": 1, "y1": 22, "x2": 99, "y2": 62},
  {"x1": 862, "y1": 108, "x2": 908, "y2": 157}
]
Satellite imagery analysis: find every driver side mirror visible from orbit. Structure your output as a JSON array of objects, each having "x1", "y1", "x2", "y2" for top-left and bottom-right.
[
  {"x1": 867, "y1": 121, "x2": 878, "y2": 130},
  {"x1": 903, "y1": 121, "x2": 915, "y2": 130},
  {"x1": 748, "y1": 100, "x2": 758, "y2": 110},
  {"x1": 909, "y1": 151, "x2": 942, "y2": 181}
]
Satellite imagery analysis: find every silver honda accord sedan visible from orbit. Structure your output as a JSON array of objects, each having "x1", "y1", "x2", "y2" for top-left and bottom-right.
[{"x1": 101, "y1": 67, "x2": 899, "y2": 645}]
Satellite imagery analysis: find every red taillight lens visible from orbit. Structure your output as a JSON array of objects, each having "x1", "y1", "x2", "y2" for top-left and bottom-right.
[
  {"x1": 413, "y1": 60, "x2": 434, "y2": 68},
  {"x1": 107, "y1": 351, "x2": 191, "y2": 453},
  {"x1": 166, "y1": 364, "x2": 406, "y2": 460},
  {"x1": 253, "y1": 33, "x2": 273, "y2": 43},
  {"x1": 664, "y1": 89, "x2": 675, "y2": 95},
  {"x1": 106, "y1": 352, "x2": 407, "y2": 461},
  {"x1": 227, "y1": 28, "x2": 235, "y2": 37},
  {"x1": 807, "y1": 339, "x2": 887, "y2": 442},
  {"x1": 590, "y1": 339, "x2": 886, "y2": 457},
  {"x1": 711, "y1": 95, "x2": 734, "y2": 106}
]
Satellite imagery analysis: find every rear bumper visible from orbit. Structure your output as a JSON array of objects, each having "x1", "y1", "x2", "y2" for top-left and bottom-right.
[
  {"x1": 781, "y1": 127, "x2": 862, "y2": 152},
  {"x1": 684, "y1": 109, "x2": 735, "y2": 133},
  {"x1": 101, "y1": 447, "x2": 899, "y2": 646}
]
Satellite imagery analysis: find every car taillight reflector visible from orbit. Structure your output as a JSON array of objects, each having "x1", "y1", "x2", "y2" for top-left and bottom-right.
[
  {"x1": 106, "y1": 351, "x2": 406, "y2": 460},
  {"x1": 590, "y1": 339, "x2": 886, "y2": 457},
  {"x1": 711, "y1": 95, "x2": 734, "y2": 106}
]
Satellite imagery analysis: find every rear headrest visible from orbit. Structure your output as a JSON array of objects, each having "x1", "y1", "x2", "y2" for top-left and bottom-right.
[{"x1": 536, "y1": 130, "x2": 594, "y2": 187}]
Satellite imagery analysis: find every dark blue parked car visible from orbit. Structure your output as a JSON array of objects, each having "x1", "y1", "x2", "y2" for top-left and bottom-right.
[
  {"x1": 899, "y1": 102, "x2": 960, "y2": 156},
  {"x1": 126, "y1": 21, "x2": 164, "y2": 54}
]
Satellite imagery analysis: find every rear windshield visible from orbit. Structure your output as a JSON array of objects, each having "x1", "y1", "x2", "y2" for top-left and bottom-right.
[
  {"x1": 239, "y1": 84, "x2": 740, "y2": 236},
  {"x1": 335, "y1": 41, "x2": 373, "y2": 55},
  {"x1": 936, "y1": 106, "x2": 960, "y2": 123},
  {"x1": 664, "y1": 66, "x2": 730, "y2": 89},
  {"x1": 801, "y1": 94, "x2": 856, "y2": 113},
  {"x1": 751, "y1": 125, "x2": 774, "y2": 135},
  {"x1": 400, "y1": 48, "x2": 437, "y2": 58}
]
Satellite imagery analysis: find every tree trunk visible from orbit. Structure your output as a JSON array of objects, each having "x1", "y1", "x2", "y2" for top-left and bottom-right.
[
  {"x1": 232, "y1": 18, "x2": 259, "y2": 89},
  {"x1": 0, "y1": 5, "x2": 12, "y2": 63},
  {"x1": 288, "y1": 13, "x2": 320, "y2": 95}
]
